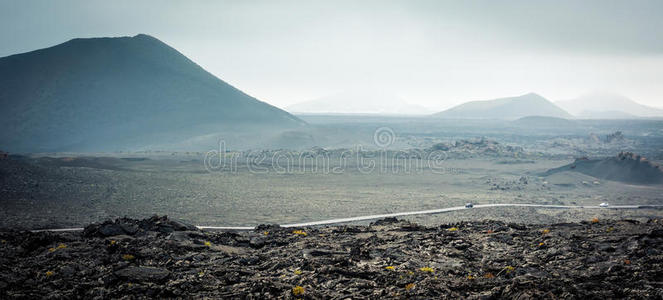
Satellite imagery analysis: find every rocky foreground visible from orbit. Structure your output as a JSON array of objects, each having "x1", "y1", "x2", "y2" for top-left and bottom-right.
[{"x1": 1, "y1": 216, "x2": 662, "y2": 299}]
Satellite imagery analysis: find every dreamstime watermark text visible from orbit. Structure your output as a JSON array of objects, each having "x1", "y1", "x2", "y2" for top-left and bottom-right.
[{"x1": 203, "y1": 127, "x2": 458, "y2": 175}]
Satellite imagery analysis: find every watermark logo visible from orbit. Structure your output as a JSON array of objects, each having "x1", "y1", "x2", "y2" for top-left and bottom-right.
[{"x1": 373, "y1": 127, "x2": 395, "y2": 148}]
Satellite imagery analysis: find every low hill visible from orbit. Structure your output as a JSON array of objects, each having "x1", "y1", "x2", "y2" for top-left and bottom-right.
[
  {"x1": 432, "y1": 93, "x2": 572, "y2": 120},
  {"x1": 556, "y1": 92, "x2": 663, "y2": 118},
  {"x1": 0, "y1": 34, "x2": 305, "y2": 152},
  {"x1": 286, "y1": 89, "x2": 432, "y2": 115},
  {"x1": 576, "y1": 110, "x2": 637, "y2": 119},
  {"x1": 542, "y1": 152, "x2": 663, "y2": 185},
  {"x1": 512, "y1": 116, "x2": 578, "y2": 128}
]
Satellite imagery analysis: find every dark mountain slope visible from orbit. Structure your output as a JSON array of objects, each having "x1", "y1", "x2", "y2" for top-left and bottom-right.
[
  {"x1": 542, "y1": 152, "x2": 663, "y2": 185},
  {"x1": 0, "y1": 34, "x2": 304, "y2": 152}
]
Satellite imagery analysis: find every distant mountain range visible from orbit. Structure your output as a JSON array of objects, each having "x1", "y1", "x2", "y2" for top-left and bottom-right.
[
  {"x1": 432, "y1": 93, "x2": 572, "y2": 120},
  {"x1": 556, "y1": 92, "x2": 663, "y2": 119},
  {"x1": 0, "y1": 34, "x2": 304, "y2": 152},
  {"x1": 286, "y1": 89, "x2": 432, "y2": 115}
]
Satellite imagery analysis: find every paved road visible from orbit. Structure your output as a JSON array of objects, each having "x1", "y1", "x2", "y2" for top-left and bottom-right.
[{"x1": 31, "y1": 203, "x2": 663, "y2": 232}]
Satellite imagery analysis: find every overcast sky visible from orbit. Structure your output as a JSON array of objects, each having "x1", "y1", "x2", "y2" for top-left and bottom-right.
[{"x1": 1, "y1": 0, "x2": 662, "y2": 110}]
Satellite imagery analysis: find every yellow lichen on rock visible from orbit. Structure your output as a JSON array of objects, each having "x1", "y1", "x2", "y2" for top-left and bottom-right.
[{"x1": 292, "y1": 285, "x2": 305, "y2": 296}]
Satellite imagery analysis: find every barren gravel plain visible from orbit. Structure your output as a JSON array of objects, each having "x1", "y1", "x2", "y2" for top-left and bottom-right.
[{"x1": 1, "y1": 152, "x2": 662, "y2": 230}]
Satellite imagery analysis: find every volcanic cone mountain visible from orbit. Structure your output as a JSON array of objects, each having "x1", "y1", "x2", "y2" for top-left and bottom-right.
[{"x1": 0, "y1": 34, "x2": 304, "y2": 152}]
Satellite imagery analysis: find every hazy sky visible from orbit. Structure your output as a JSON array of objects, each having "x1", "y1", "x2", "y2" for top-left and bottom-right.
[{"x1": 1, "y1": 0, "x2": 662, "y2": 110}]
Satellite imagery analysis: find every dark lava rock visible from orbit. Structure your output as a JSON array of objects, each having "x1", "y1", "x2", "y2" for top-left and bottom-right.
[
  {"x1": 1, "y1": 216, "x2": 663, "y2": 298},
  {"x1": 84, "y1": 215, "x2": 198, "y2": 237},
  {"x1": 249, "y1": 237, "x2": 265, "y2": 249},
  {"x1": 114, "y1": 266, "x2": 171, "y2": 282},
  {"x1": 451, "y1": 240, "x2": 472, "y2": 250},
  {"x1": 370, "y1": 217, "x2": 400, "y2": 226},
  {"x1": 302, "y1": 248, "x2": 347, "y2": 259},
  {"x1": 650, "y1": 229, "x2": 663, "y2": 238},
  {"x1": 97, "y1": 223, "x2": 125, "y2": 236},
  {"x1": 255, "y1": 224, "x2": 281, "y2": 231},
  {"x1": 18, "y1": 232, "x2": 60, "y2": 254}
]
